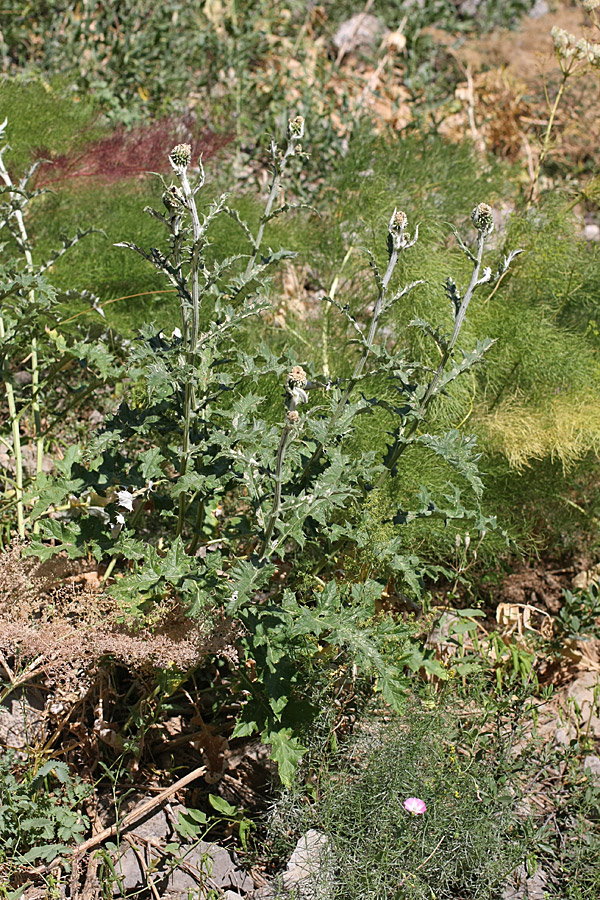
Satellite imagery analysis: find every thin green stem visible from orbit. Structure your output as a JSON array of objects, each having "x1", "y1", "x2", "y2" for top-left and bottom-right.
[
  {"x1": 187, "y1": 496, "x2": 206, "y2": 556},
  {"x1": 528, "y1": 69, "x2": 569, "y2": 207},
  {"x1": 0, "y1": 316, "x2": 24, "y2": 538},
  {"x1": 0, "y1": 147, "x2": 41, "y2": 532},
  {"x1": 260, "y1": 423, "x2": 293, "y2": 560},
  {"x1": 244, "y1": 137, "x2": 297, "y2": 280},
  {"x1": 175, "y1": 166, "x2": 203, "y2": 538},
  {"x1": 177, "y1": 381, "x2": 193, "y2": 538},
  {"x1": 322, "y1": 248, "x2": 354, "y2": 379},
  {"x1": 179, "y1": 169, "x2": 202, "y2": 351}
]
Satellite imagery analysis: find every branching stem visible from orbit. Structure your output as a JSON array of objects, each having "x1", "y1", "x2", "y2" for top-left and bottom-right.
[
  {"x1": 377, "y1": 232, "x2": 486, "y2": 485},
  {"x1": 299, "y1": 245, "x2": 401, "y2": 485},
  {"x1": 244, "y1": 137, "x2": 298, "y2": 279},
  {"x1": 528, "y1": 69, "x2": 569, "y2": 207}
]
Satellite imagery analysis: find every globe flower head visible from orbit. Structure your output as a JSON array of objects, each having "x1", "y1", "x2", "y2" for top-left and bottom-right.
[
  {"x1": 588, "y1": 42, "x2": 600, "y2": 67},
  {"x1": 471, "y1": 202, "x2": 494, "y2": 236},
  {"x1": 169, "y1": 143, "x2": 192, "y2": 172},
  {"x1": 575, "y1": 37, "x2": 590, "y2": 61},
  {"x1": 403, "y1": 797, "x2": 427, "y2": 815},
  {"x1": 287, "y1": 366, "x2": 308, "y2": 406},
  {"x1": 551, "y1": 25, "x2": 570, "y2": 52}
]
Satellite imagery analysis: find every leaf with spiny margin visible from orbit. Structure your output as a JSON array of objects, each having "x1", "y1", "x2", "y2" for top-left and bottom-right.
[
  {"x1": 409, "y1": 317, "x2": 449, "y2": 354},
  {"x1": 382, "y1": 279, "x2": 426, "y2": 315},
  {"x1": 438, "y1": 338, "x2": 495, "y2": 392},
  {"x1": 223, "y1": 206, "x2": 258, "y2": 249},
  {"x1": 263, "y1": 728, "x2": 307, "y2": 787},
  {"x1": 495, "y1": 248, "x2": 523, "y2": 279},
  {"x1": 25, "y1": 519, "x2": 85, "y2": 562},
  {"x1": 38, "y1": 228, "x2": 101, "y2": 276},
  {"x1": 262, "y1": 201, "x2": 317, "y2": 224},
  {"x1": 448, "y1": 224, "x2": 477, "y2": 263},
  {"x1": 417, "y1": 429, "x2": 483, "y2": 498},
  {"x1": 323, "y1": 295, "x2": 368, "y2": 347},
  {"x1": 226, "y1": 559, "x2": 276, "y2": 614}
]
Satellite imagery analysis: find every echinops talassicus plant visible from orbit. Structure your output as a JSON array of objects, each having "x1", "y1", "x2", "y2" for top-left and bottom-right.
[{"x1": 28, "y1": 118, "x2": 520, "y2": 780}]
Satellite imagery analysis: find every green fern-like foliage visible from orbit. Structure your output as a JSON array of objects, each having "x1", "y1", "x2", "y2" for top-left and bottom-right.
[{"x1": 266, "y1": 131, "x2": 600, "y2": 556}]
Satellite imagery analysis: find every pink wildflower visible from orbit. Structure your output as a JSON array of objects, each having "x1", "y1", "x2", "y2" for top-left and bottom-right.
[{"x1": 403, "y1": 797, "x2": 427, "y2": 815}]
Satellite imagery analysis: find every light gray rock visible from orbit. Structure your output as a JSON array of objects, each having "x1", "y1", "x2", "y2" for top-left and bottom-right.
[
  {"x1": 583, "y1": 754, "x2": 600, "y2": 782},
  {"x1": 554, "y1": 725, "x2": 575, "y2": 747},
  {"x1": 503, "y1": 864, "x2": 548, "y2": 900},
  {"x1": 283, "y1": 830, "x2": 331, "y2": 890},
  {"x1": 111, "y1": 803, "x2": 253, "y2": 898},
  {"x1": 255, "y1": 830, "x2": 334, "y2": 900},
  {"x1": 0, "y1": 688, "x2": 45, "y2": 751},
  {"x1": 567, "y1": 671, "x2": 600, "y2": 738},
  {"x1": 528, "y1": 0, "x2": 549, "y2": 19},
  {"x1": 332, "y1": 14, "x2": 388, "y2": 58},
  {"x1": 583, "y1": 223, "x2": 600, "y2": 242}
]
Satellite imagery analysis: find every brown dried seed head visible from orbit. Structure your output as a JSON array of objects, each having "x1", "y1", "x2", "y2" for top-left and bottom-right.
[
  {"x1": 390, "y1": 209, "x2": 408, "y2": 231},
  {"x1": 288, "y1": 366, "x2": 308, "y2": 387},
  {"x1": 286, "y1": 410, "x2": 300, "y2": 425}
]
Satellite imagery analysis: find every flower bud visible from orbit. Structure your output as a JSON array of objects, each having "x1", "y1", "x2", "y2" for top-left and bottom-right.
[
  {"x1": 388, "y1": 208, "x2": 409, "y2": 251},
  {"x1": 288, "y1": 116, "x2": 305, "y2": 140},
  {"x1": 471, "y1": 203, "x2": 494, "y2": 235},
  {"x1": 286, "y1": 410, "x2": 300, "y2": 425},
  {"x1": 169, "y1": 143, "x2": 192, "y2": 169},
  {"x1": 162, "y1": 183, "x2": 182, "y2": 212}
]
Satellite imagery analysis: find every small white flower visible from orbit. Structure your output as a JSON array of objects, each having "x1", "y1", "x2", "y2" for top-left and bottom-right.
[{"x1": 116, "y1": 490, "x2": 135, "y2": 513}]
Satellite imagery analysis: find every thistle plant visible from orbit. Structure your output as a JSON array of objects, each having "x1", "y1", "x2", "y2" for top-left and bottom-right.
[
  {"x1": 0, "y1": 119, "x2": 97, "y2": 540},
  {"x1": 29, "y1": 118, "x2": 520, "y2": 781}
]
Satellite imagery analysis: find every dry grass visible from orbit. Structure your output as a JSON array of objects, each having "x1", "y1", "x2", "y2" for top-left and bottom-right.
[{"x1": 0, "y1": 544, "x2": 237, "y2": 675}]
